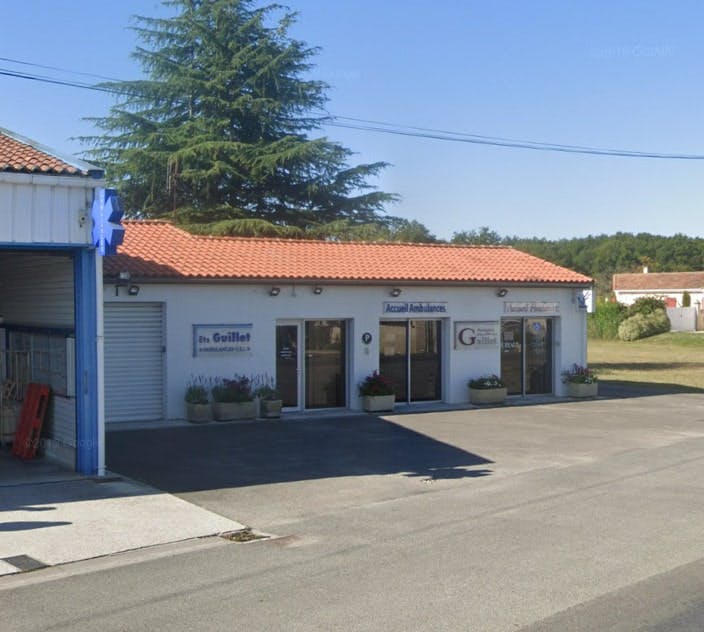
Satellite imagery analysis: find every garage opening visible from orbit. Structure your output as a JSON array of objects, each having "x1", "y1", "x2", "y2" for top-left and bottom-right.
[{"x1": 0, "y1": 249, "x2": 78, "y2": 467}]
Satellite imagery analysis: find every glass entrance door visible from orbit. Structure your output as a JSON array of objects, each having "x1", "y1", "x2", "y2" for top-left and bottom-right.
[
  {"x1": 525, "y1": 318, "x2": 552, "y2": 394},
  {"x1": 379, "y1": 322, "x2": 408, "y2": 401},
  {"x1": 501, "y1": 319, "x2": 523, "y2": 395},
  {"x1": 501, "y1": 318, "x2": 554, "y2": 396},
  {"x1": 380, "y1": 320, "x2": 442, "y2": 403},
  {"x1": 276, "y1": 324, "x2": 299, "y2": 408},
  {"x1": 304, "y1": 320, "x2": 346, "y2": 408}
]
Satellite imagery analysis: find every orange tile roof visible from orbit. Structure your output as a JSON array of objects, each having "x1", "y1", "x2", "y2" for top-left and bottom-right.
[
  {"x1": 104, "y1": 221, "x2": 592, "y2": 286},
  {"x1": 0, "y1": 127, "x2": 100, "y2": 176},
  {"x1": 613, "y1": 271, "x2": 704, "y2": 291}
]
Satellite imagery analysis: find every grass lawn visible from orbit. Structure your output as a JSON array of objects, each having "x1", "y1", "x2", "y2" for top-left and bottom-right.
[{"x1": 588, "y1": 332, "x2": 704, "y2": 392}]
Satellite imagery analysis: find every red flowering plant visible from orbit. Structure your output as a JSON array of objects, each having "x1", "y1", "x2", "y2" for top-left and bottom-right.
[
  {"x1": 561, "y1": 364, "x2": 598, "y2": 385},
  {"x1": 358, "y1": 371, "x2": 394, "y2": 397}
]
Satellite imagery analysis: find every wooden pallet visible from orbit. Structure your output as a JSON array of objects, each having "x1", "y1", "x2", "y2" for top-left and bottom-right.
[{"x1": 12, "y1": 383, "x2": 50, "y2": 460}]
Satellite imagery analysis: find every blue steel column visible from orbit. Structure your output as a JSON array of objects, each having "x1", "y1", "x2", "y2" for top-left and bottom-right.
[{"x1": 74, "y1": 248, "x2": 99, "y2": 475}]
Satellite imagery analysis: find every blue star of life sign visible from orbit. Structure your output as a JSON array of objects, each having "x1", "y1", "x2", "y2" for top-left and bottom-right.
[{"x1": 91, "y1": 188, "x2": 125, "y2": 256}]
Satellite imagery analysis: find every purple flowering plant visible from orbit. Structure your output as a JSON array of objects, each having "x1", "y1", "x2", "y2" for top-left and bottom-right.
[
  {"x1": 212, "y1": 374, "x2": 254, "y2": 402},
  {"x1": 561, "y1": 364, "x2": 597, "y2": 384}
]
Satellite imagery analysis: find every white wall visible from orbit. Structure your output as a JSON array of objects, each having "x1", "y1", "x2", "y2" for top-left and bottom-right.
[
  {"x1": 614, "y1": 290, "x2": 704, "y2": 308},
  {"x1": 0, "y1": 173, "x2": 97, "y2": 245},
  {"x1": 106, "y1": 281, "x2": 588, "y2": 420}
]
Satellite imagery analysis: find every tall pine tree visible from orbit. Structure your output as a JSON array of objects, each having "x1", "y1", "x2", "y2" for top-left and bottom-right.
[{"x1": 84, "y1": 0, "x2": 396, "y2": 230}]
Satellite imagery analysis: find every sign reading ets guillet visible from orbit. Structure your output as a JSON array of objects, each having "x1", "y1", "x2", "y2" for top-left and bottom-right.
[{"x1": 193, "y1": 324, "x2": 252, "y2": 356}]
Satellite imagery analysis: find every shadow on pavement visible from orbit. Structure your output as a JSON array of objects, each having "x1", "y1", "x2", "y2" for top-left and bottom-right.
[
  {"x1": 107, "y1": 415, "x2": 494, "y2": 493},
  {"x1": 596, "y1": 380, "x2": 704, "y2": 399}
]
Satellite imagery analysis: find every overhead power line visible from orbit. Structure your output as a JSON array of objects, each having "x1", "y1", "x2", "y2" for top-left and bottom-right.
[
  {"x1": 2, "y1": 59, "x2": 704, "y2": 160},
  {"x1": 326, "y1": 116, "x2": 704, "y2": 160}
]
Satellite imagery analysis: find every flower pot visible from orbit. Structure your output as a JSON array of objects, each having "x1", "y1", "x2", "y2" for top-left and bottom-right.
[
  {"x1": 362, "y1": 394, "x2": 395, "y2": 412},
  {"x1": 212, "y1": 400, "x2": 257, "y2": 421},
  {"x1": 469, "y1": 387, "x2": 507, "y2": 405},
  {"x1": 566, "y1": 382, "x2": 598, "y2": 398},
  {"x1": 186, "y1": 402, "x2": 211, "y2": 424},
  {"x1": 259, "y1": 399, "x2": 283, "y2": 419}
]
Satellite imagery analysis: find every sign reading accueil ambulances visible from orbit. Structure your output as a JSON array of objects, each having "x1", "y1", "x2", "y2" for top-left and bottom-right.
[
  {"x1": 193, "y1": 324, "x2": 253, "y2": 356},
  {"x1": 454, "y1": 321, "x2": 500, "y2": 349},
  {"x1": 383, "y1": 302, "x2": 447, "y2": 314}
]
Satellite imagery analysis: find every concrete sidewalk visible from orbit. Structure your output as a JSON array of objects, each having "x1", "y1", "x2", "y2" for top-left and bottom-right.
[{"x1": 0, "y1": 449, "x2": 244, "y2": 576}]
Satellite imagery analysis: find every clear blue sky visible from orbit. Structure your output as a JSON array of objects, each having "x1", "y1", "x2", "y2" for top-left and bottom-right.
[{"x1": 2, "y1": 1, "x2": 703, "y2": 240}]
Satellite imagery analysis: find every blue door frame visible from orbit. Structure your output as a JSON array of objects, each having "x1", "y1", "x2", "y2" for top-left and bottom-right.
[{"x1": 74, "y1": 249, "x2": 99, "y2": 475}]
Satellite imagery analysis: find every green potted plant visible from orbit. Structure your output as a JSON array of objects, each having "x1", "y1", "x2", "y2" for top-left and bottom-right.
[
  {"x1": 211, "y1": 375, "x2": 257, "y2": 421},
  {"x1": 562, "y1": 364, "x2": 598, "y2": 398},
  {"x1": 468, "y1": 374, "x2": 507, "y2": 405},
  {"x1": 358, "y1": 370, "x2": 395, "y2": 412},
  {"x1": 184, "y1": 376, "x2": 211, "y2": 423},
  {"x1": 254, "y1": 375, "x2": 283, "y2": 419}
]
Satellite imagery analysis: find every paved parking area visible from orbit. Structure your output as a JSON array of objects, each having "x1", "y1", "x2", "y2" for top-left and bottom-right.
[{"x1": 107, "y1": 390, "x2": 704, "y2": 531}]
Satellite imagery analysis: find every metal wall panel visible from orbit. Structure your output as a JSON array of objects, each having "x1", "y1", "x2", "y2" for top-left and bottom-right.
[
  {"x1": 0, "y1": 176, "x2": 96, "y2": 245},
  {"x1": 0, "y1": 252, "x2": 75, "y2": 328},
  {"x1": 104, "y1": 303, "x2": 165, "y2": 423}
]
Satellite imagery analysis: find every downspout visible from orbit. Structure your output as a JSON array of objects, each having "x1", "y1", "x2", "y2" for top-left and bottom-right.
[{"x1": 95, "y1": 252, "x2": 106, "y2": 476}]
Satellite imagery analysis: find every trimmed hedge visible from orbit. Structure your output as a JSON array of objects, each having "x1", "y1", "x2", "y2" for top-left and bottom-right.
[{"x1": 617, "y1": 308, "x2": 671, "y2": 341}]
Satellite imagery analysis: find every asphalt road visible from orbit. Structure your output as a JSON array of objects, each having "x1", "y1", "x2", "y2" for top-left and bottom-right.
[{"x1": 3, "y1": 391, "x2": 704, "y2": 631}]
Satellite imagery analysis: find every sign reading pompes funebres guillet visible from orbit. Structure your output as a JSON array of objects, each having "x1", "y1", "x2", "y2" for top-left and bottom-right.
[
  {"x1": 454, "y1": 321, "x2": 499, "y2": 350},
  {"x1": 383, "y1": 302, "x2": 448, "y2": 314},
  {"x1": 193, "y1": 324, "x2": 253, "y2": 356}
]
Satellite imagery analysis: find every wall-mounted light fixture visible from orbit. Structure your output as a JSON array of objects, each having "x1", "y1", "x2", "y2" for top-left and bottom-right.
[
  {"x1": 115, "y1": 270, "x2": 131, "y2": 296},
  {"x1": 269, "y1": 287, "x2": 281, "y2": 297},
  {"x1": 496, "y1": 288, "x2": 509, "y2": 298},
  {"x1": 390, "y1": 287, "x2": 402, "y2": 298},
  {"x1": 313, "y1": 286, "x2": 323, "y2": 295},
  {"x1": 128, "y1": 285, "x2": 140, "y2": 296}
]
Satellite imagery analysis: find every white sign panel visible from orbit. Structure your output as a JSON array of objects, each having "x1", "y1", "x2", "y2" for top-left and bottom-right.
[
  {"x1": 454, "y1": 321, "x2": 500, "y2": 350},
  {"x1": 503, "y1": 301, "x2": 560, "y2": 314},
  {"x1": 193, "y1": 323, "x2": 252, "y2": 356},
  {"x1": 383, "y1": 302, "x2": 448, "y2": 315},
  {"x1": 576, "y1": 288, "x2": 594, "y2": 313}
]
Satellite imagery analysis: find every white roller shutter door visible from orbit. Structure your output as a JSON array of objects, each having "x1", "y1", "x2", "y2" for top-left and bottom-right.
[{"x1": 104, "y1": 303, "x2": 164, "y2": 423}]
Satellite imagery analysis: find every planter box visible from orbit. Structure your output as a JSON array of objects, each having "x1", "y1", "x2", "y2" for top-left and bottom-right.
[
  {"x1": 566, "y1": 382, "x2": 598, "y2": 398},
  {"x1": 362, "y1": 394, "x2": 395, "y2": 412},
  {"x1": 259, "y1": 399, "x2": 283, "y2": 419},
  {"x1": 212, "y1": 400, "x2": 257, "y2": 421},
  {"x1": 469, "y1": 387, "x2": 507, "y2": 405},
  {"x1": 185, "y1": 402, "x2": 211, "y2": 424}
]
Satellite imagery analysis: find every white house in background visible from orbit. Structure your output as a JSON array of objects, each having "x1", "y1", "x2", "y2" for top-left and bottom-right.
[
  {"x1": 612, "y1": 270, "x2": 704, "y2": 331},
  {"x1": 102, "y1": 221, "x2": 594, "y2": 424},
  {"x1": 612, "y1": 270, "x2": 704, "y2": 308}
]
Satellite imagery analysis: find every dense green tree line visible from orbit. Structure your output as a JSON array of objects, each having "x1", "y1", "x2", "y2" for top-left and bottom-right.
[{"x1": 451, "y1": 228, "x2": 704, "y2": 294}]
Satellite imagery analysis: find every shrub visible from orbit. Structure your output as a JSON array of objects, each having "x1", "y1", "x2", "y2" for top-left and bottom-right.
[
  {"x1": 588, "y1": 301, "x2": 627, "y2": 340},
  {"x1": 253, "y1": 374, "x2": 281, "y2": 401},
  {"x1": 625, "y1": 296, "x2": 667, "y2": 319},
  {"x1": 211, "y1": 375, "x2": 254, "y2": 402},
  {"x1": 184, "y1": 376, "x2": 209, "y2": 404},
  {"x1": 682, "y1": 291, "x2": 691, "y2": 307},
  {"x1": 468, "y1": 374, "x2": 506, "y2": 390},
  {"x1": 358, "y1": 371, "x2": 394, "y2": 396},
  {"x1": 618, "y1": 308, "x2": 671, "y2": 341}
]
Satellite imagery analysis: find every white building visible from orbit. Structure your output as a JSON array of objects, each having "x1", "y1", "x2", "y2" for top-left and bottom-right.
[
  {"x1": 102, "y1": 221, "x2": 593, "y2": 422},
  {"x1": 613, "y1": 271, "x2": 704, "y2": 309},
  {"x1": 0, "y1": 127, "x2": 119, "y2": 474}
]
